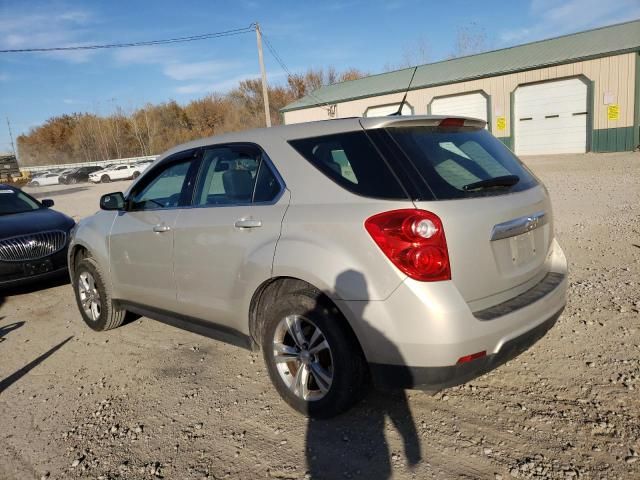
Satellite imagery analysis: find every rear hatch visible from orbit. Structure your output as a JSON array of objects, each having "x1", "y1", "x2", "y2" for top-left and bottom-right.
[{"x1": 363, "y1": 117, "x2": 553, "y2": 305}]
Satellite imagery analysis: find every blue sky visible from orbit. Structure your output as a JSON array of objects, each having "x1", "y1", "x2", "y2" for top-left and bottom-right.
[{"x1": 1, "y1": 0, "x2": 639, "y2": 153}]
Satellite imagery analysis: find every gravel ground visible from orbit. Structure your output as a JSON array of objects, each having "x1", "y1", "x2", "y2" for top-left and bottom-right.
[{"x1": 1, "y1": 152, "x2": 639, "y2": 480}]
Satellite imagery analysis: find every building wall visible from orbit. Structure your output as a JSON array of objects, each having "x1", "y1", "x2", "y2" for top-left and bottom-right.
[{"x1": 283, "y1": 52, "x2": 638, "y2": 152}]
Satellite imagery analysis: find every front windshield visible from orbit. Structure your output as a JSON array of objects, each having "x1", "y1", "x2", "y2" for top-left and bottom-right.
[{"x1": 0, "y1": 187, "x2": 41, "y2": 215}]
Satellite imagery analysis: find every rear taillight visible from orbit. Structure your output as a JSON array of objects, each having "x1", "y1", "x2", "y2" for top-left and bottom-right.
[{"x1": 364, "y1": 209, "x2": 451, "y2": 281}]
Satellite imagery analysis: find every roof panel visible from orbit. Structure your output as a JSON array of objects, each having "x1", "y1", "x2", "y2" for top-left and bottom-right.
[{"x1": 282, "y1": 20, "x2": 640, "y2": 112}]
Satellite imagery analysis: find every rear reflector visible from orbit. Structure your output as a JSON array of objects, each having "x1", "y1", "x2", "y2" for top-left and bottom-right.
[{"x1": 456, "y1": 351, "x2": 487, "y2": 364}]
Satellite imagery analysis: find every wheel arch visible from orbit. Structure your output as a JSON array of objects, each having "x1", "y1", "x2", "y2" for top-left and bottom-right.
[
  {"x1": 68, "y1": 243, "x2": 90, "y2": 279},
  {"x1": 248, "y1": 276, "x2": 367, "y2": 361}
]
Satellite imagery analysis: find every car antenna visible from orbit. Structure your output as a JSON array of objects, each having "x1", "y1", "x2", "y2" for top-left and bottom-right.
[{"x1": 389, "y1": 65, "x2": 418, "y2": 116}]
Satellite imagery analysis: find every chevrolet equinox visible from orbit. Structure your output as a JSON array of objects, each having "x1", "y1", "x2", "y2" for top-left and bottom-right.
[{"x1": 69, "y1": 116, "x2": 567, "y2": 418}]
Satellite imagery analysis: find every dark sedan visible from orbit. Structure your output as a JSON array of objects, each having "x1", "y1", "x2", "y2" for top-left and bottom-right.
[
  {"x1": 59, "y1": 166, "x2": 103, "y2": 184},
  {"x1": 0, "y1": 184, "x2": 75, "y2": 287}
]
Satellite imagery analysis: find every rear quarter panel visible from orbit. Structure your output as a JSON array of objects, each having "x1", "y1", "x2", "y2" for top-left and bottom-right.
[{"x1": 273, "y1": 200, "x2": 414, "y2": 301}]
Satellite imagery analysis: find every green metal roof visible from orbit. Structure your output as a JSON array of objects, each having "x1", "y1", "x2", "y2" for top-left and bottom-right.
[{"x1": 282, "y1": 20, "x2": 640, "y2": 112}]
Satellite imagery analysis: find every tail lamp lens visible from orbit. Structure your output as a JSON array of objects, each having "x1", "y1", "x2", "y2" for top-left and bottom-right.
[{"x1": 364, "y1": 209, "x2": 451, "y2": 281}]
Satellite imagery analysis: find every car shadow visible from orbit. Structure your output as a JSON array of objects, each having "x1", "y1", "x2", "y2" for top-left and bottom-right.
[
  {"x1": 0, "y1": 336, "x2": 73, "y2": 394},
  {"x1": 0, "y1": 320, "x2": 25, "y2": 342},
  {"x1": 0, "y1": 272, "x2": 69, "y2": 301},
  {"x1": 305, "y1": 270, "x2": 422, "y2": 479},
  {"x1": 27, "y1": 186, "x2": 88, "y2": 198}
]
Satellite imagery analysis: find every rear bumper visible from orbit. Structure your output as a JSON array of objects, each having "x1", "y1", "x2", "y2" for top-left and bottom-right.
[
  {"x1": 336, "y1": 238, "x2": 568, "y2": 389},
  {"x1": 369, "y1": 306, "x2": 562, "y2": 390}
]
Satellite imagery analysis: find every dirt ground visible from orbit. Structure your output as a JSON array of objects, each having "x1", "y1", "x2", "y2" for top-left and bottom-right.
[{"x1": 1, "y1": 152, "x2": 639, "y2": 480}]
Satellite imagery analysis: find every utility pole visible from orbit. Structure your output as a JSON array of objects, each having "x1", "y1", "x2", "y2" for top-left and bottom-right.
[
  {"x1": 255, "y1": 22, "x2": 271, "y2": 127},
  {"x1": 6, "y1": 116, "x2": 16, "y2": 157}
]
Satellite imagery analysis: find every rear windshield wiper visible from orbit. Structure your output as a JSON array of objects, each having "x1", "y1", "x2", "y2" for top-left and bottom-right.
[{"x1": 462, "y1": 175, "x2": 520, "y2": 191}]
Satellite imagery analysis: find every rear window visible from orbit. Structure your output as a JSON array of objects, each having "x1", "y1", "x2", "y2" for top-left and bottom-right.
[
  {"x1": 288, "y1": 131, "x2": 407, "y2": 200},
  {"x1": 385, "y1": 126, "x2": 539, "y2": 199}
]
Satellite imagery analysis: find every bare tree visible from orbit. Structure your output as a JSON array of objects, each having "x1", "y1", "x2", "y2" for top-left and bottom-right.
[
  {"x1": 450, "y1": 22, "x2": 489, "y2": 58},
  {"x1": 16, "y1": 66, "x2": 365, "y2": 165}
]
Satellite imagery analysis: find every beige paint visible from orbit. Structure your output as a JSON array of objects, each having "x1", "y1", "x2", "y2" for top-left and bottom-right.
[{"x1": 283, "y1": 52, "x2": 637, "y2": 135}]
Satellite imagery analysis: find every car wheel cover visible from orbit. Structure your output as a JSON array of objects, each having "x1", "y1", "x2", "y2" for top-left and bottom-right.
[
  {"x1": 78, "y1": 271, "x2": 101, "y2": 322},
  {"x1": 273, "y1": 314, "x2": 334, "y2": 401}
]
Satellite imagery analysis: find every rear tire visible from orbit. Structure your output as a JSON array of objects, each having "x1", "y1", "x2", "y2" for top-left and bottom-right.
[
  {"x1": 132, "y1": 171, "x2": 140, "y2": 179},
  {"x1": 31, "y1": 182, "x2": 39, "y2": 187},
  {"x1": 73, "y1": 258, "x2": 126, "y2": 331},
  {"x1": 101, "y1": 174, "x2": 111, "y2": 183},
  {"x1": 261, "y1": 290, "x2": 368, "y2": 418}
]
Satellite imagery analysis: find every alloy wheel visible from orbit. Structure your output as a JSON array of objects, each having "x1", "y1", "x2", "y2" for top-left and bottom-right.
[
  {"x1": 78, "y1": 271, "x2": 101, "y2": 322},
  {"x1": 272, "y1": 314, "x2": 334, "y2": 401}
]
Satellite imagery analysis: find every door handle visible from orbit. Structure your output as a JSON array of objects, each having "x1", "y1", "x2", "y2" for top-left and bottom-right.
[
  {"x1": 234, "y1": 219, "x2": 262, "y2": 229},
  {"x1": 153, "y1": 224, "x2": 171, "y2": 233}
]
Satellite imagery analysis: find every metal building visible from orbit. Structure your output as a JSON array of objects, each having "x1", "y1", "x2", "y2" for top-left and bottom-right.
[{"x1": 281, "y1": 20, "x2": 640, "y2": 155}]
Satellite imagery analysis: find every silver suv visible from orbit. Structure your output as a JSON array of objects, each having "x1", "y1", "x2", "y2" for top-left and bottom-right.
[{"x1": 69, "y1": 116, "x2": 567, "y2": 418}]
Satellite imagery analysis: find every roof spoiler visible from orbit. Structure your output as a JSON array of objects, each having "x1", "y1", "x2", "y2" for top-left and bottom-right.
[{"x1": 359, "y1": 115, "x2": 487, "y2": 130}]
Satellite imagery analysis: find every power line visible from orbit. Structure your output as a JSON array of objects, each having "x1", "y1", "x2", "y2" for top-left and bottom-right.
[
  {"x1": 0, "y1": 24, "x2": 256, "y2": 53},
  {"x1": 260, "y1": 31, "x2": 332, "y2": 112}
]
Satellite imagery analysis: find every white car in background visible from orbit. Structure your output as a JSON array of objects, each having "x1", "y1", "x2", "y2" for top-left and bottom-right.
[
  {"x1": 89, "y1": 164, "x2": 137, "y2": 183},
  {"x1": 29, "y1": 172, "x2": 61, "y2": 187},
  {"x1": 132, "y1": 160, "x2": 154, "y2": 179}
]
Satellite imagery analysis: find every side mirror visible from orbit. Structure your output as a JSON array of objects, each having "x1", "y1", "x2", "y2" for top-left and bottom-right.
[
  {"x1": 41, "y1": 199, "x2": 55, "y2": 208},
  {"x1": 100, "y1": 192, "x2": 125, "y2": 211}
]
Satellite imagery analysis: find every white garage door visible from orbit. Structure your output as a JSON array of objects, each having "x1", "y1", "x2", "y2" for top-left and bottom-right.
[
  {"x1": 515, "y1": 78, "x2": 588, "y2": 155},
  {"x1": 364, "y1": 103, "x2": 412, "y2": 117},
  {"x1": 430, "y1": 92, "x2": 488, "y2": 124}
]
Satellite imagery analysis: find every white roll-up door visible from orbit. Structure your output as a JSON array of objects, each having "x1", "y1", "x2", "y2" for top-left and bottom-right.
[
  {"x1": 364, "y1": 103, "x2": 412, "y2": 117},
  {"x1": 430, "y1": 92, "x2": 488, "y2": 124},
  {"x1": 514, "y1": 78, "x2": 588, "y2": 155}
]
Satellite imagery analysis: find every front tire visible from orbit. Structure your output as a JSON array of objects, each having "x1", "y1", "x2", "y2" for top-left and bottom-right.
[
  {"x1": 262, "y1": 290, "x2": 368, "y2": 418},
  {"x1": 101, "y1": 174, "x2": 111, "y2": 183},
  {"x1": 73, "y1": 258, "x2": 126, "y2": 331},
  {"x1": 132, "y1": 171, "x2": 140, "y2": 179}
]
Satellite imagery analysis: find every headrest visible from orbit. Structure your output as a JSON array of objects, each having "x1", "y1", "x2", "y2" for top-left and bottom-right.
[{"x1": 222, "y1": 169, "x2": 253, "y2": 200}]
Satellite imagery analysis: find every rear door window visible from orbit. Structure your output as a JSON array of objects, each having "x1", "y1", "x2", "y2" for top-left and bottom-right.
[
  {"x1": 193, "y1": 144, "x2": 282, "y2": 206},
  {"x1": 288, "y1": 131, "x2": 407, "y2": 200},
  {"x1": 384, "y1": 126, "x2": 539, "y2": 199}
]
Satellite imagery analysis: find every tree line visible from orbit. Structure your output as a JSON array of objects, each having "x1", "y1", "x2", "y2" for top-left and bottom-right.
[
  {"x1": 16, "y1": 68, "x2": 364, "y2": 166},
  {"x1": 16, "y1": 25, "x2": 490, "y2": 167}
]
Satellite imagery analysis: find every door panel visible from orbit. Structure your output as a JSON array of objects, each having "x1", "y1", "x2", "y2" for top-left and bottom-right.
[
  {"x1": 109, "y1": 209, "x2": 180, "y2": 310},
  {"x1": 173, "y1": 143, "x2": 288, "y2": 332},
  {"x1": 108, "y1": 152, "x2": 199, "y2": 310},
  {"x1": 174, "y1": 195, "x2": 289, "y2": 330}
]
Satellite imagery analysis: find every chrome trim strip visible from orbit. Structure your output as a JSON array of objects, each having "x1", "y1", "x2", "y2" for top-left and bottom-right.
[
  {"x1": 491, "y1": 211, "x2": 547, "y2": 241},
  {"x1": 0, "y1": 230, "x2": 67, "y2": 262}
]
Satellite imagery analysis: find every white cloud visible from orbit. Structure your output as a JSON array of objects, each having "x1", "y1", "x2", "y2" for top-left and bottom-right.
[
  {"x1": 501, "y1": 0, "x2": 640, "y2": 44},
  {"x1": 175, "y1": 71, "x2": 286, "y2": 95},
  {"x1": 175, "y1": 74, "x2": 259, "y2": 95},
  {"x1": 163, "y1": 60, "x2": 243, "y2": 81},
  {"x1": 0, "y1": 6, "x2": 99, "y2": 63},
  {"x1": 112, "y1": 45, "x2": 179, "y2": 65}
]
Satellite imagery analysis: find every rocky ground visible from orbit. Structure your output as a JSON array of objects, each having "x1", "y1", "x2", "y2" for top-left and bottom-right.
[{"x1": 1, "y1": 152, "x2": 639, "y2": 480}]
